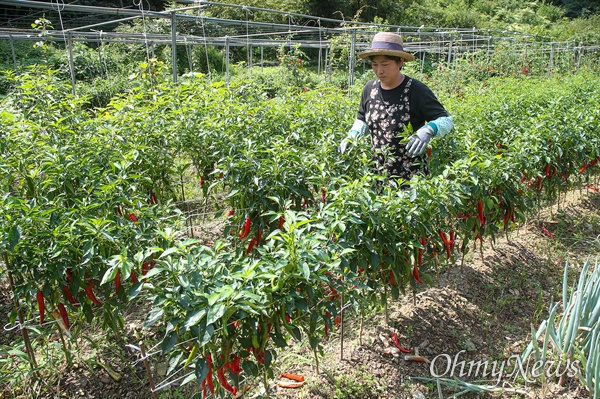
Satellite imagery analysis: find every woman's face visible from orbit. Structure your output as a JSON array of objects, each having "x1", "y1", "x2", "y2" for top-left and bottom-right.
[{"x1": 371, "y1": 55, "x2": 403, "y2": 87}]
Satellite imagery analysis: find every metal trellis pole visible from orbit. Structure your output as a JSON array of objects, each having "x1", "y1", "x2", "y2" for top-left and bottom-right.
[
  {"x1": 249, "y1": 44, "x2": 253, "y2": 72},
  {"x1": 171, "y1": 11, "x2": 178, "y2": 83},
  {"x1": 67, "y1": 32, "x2": 76, "y2": 96},
  {"x1": 225, "y1": 36, "x2": 230, "y2": 82},
  {"x1": 9, "y1": 35, "x2": 18, "y2": 73},
  {"x1": 348, "y1": 29, "x2": 356, "y2": 87},
  {"x1": 318, "y1": 45, "x2": 322, "y2": 75}
]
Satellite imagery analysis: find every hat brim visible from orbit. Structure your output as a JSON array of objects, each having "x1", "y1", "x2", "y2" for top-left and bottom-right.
[{"x1": 358, "y1": 48, "x2": 415, "y2": 61}]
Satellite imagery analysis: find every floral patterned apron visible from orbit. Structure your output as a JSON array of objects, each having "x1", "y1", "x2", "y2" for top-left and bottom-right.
[{"x1": 364, "y1": 78, "x2": 427, "y2": 181}]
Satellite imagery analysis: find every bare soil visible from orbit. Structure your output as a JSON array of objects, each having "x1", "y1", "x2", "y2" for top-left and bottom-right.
[{"x1": 1, "y1": 189, "x2": 599, "y2": 399}]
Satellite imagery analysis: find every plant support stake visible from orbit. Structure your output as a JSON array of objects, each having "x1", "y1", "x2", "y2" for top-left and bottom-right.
[
  {"x1": 171, "y1": 11, "x2": 178, "y2": 83},
  {"x1": 139, "y1": 341, "x2": 159, "y2": 399},
  {"x1": 3, "y1": 253, "x2": 38, "y2": 372}
]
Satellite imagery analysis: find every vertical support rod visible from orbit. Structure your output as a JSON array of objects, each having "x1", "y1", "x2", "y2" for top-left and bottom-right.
[
  {"x1": 325, "y1": 45, "x2": 330, "y2": 80},
  {"x1": 348, "y1": 29, "x2": 356, "y2": 87},
  {"x1": 548, "y1": 43, "x2": 554, "y2": 72},
  {"x1": 9, "y1": 35, "x2": 18, "y2": 73},
  {"x1": 3, "y1": 253, "x2": 38, "y2": 373},
  {"x1": 139, "y1": 341, "x2": 159, "y2": 399},
  {"x1": 225, "y1": 36, "x2": 230, "y2": 83},
  {"x1": 339, "y1": 292, "x2": 345, "y2": 360},
  {"x1": 186, "y1": 42, "x2": 193, "y2": 73},
  {"x1": 447, "y1": 37, "x2": 453, "y2": 65},
  {"x1": 248, "y1": 44, "x2": 253, "y2": 72},
  {"x1": 317, "y1": 46, "x2": 322, "y2": 75},
  {"x1": 576, "y1": 42, "x2": 583, "y2": 70},
  {"x1": 171, "y1": 11, "x2": 178, "y2": 83},
  {"x1": 260, "y1": 46, "x2": 264, "y2": 72},
  {"x1": 67, "y1": 32, "x2": 76, "y2": 96}
]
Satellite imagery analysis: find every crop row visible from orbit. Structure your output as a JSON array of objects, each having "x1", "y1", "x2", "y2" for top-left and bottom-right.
[{"x1": 1, "y1": 66, "x2": 600, "y2": 395}]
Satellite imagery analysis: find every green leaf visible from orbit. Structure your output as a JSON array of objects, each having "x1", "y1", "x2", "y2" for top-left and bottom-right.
[
  {"x1": 145, "y1": 307, "x2": 164, "y2": 327},
  {"x1": 195, "y1": 358, "x2": 209, "y2": 385},
  {"x1": 206, "y1": 303, "x2": 226, "y2": 325},
  {"x1": 299, "y1": 261, "x2": 310, "y2": 281},
  {"x1": 8, "y1": 348, "x2": 29, "y2": 361},
  {"x1": 7, "y1": 225, "x2": 21, "y2": 251},
  {"x1": 100, "y1": 266, "x2": 118, "y2": 286},
  {"x1": 160, "y1": 247, "x2": 179, "y2": 259},
  {"x1": 162, "y1": 331, "x2": 178, "y2": 352},
  {"x1": 183, "y1": 309, "x2": 206, "y2": 330},
  {"x1": 194, "y1": 321, "x2": 214, "y2": 347}
]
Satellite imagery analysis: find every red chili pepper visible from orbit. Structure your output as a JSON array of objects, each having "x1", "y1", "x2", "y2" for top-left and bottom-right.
[
  {"x1": 206, "y1": 354, "x2": 214, "y2": 394},
  {"x1": 217, "y1": 367, "x2": 236, "y2": 394},
  {"x1": 536, "y1": 175, "x2": 542, "y2": 190},
  {"x1": 150, "y1": 192, "x2": 158, "y2": 205},
  {"x1": 520, "y1": 172, "x2": 527, "y2": 182},
  {"x1": 227, "y1": 209, "x2": 235, "y2": 217},
  {"x1": 63, "y1": 286, "x2": 79, "y2": 308},
  {"x1": 544, "y1": 163, "x2": 551, "y2": 176},
  {"x1": 438, "y1": 230, "x2": 451, "y2": 258},
  {"x1": 66, "y1": 268, "x2": 73, "y2": 283},
  {"x1": 115, "y1": 270, "x2": 121, "y2": 293},
  {"x1": 327, "y1": 285, "x2": 339, "y2": 301},
  {"x1": 253, "y1": 348, "x2": 265, "y2": 364},
  {"x1": 285, "y1": 313, "x2": 291, "y2": 323},
  {"x1": 131, "y1": 270, "x2": 139, "y2": 283},
  {"x1": 389, "y1": 270, "x2": 397, "y2": 286},
  {"x1": 256, "y1": 229, "x2": 262, "y2": 245},
  {"x1": 412, "y1": 264, "x2": 424, "y2": 284},
  {"x1": 321, "y1": 185, "x2": 326, "y2": 204},
  {"x1": 477, "y1": 201, "x2": 485, "y2": 227},
  {"x1": 391, "y1": 333, "x2": 412, "y2": 353},
  {"x1": 200, "y1": 176, "x2": 205, "y2": 186},
  {"x1": 448, "y1": 231, "x2": 455, "y2": 250},
  {"x1": 281, "y1": 373, "x2": 305, "y2": 382},
  {"x1": 84, "y1": 280, "x2": 103, "y2": 306},
  {"x1": 438, "y1": 230, "x2": 449, "y2": 244},
  {"x1": 503, "y1": 208, "x2": 511, "y2": 230},
  {"x1": 427, "y1": 147, "x2": 432, "y2": 157},
  {"x1": 36, "y1": 291, "x2": 45, "y2": 325},
  {"x1": 239, "y1": 217, "x2": 251, "y2": 239},
  {"x1": 142, "y1": 261, "x2": 149, "y2": 276},
  {"x1": 541, "y1": 225, "x2": 555, "y2": 239},
  {"x1": 278, "y1": 216, "x2": 285, "y2": 230},
  {"x1": 58, "y1": 303, "x2": 70, "y2": 329},
  {"x1": 128, "y1": 213, "x2": 138, "y2": 223},
  {"x1": 246, "y1": 238, "x2": 256, "y2": 254},
  {"x1": 223, "y1": 356, "x2": 241, "y2": 375},
  {"x1": 324, "y1": 323, "x2": 329, "y2": 337}
]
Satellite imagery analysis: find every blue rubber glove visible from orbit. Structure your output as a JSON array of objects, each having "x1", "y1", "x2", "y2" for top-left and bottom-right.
[
  {"x1": 339, "y1": 131, "x2": 358, "y2": 154},
  {"x1": 406, "y1": 124, "x2": 434, "y2": 156},
  {"x1": 339, "y1": 119, "x2": 368, "y2": 154}
]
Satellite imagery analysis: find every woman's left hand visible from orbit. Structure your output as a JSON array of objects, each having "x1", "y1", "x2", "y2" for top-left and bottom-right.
[{"x1": 406, "y1": 125, "x2": 434, "y2": 156}]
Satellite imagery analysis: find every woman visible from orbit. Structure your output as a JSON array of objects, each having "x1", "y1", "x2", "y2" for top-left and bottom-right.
[{"x1": 340, "y1": 32, "x2": 454, "y2": 181}]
